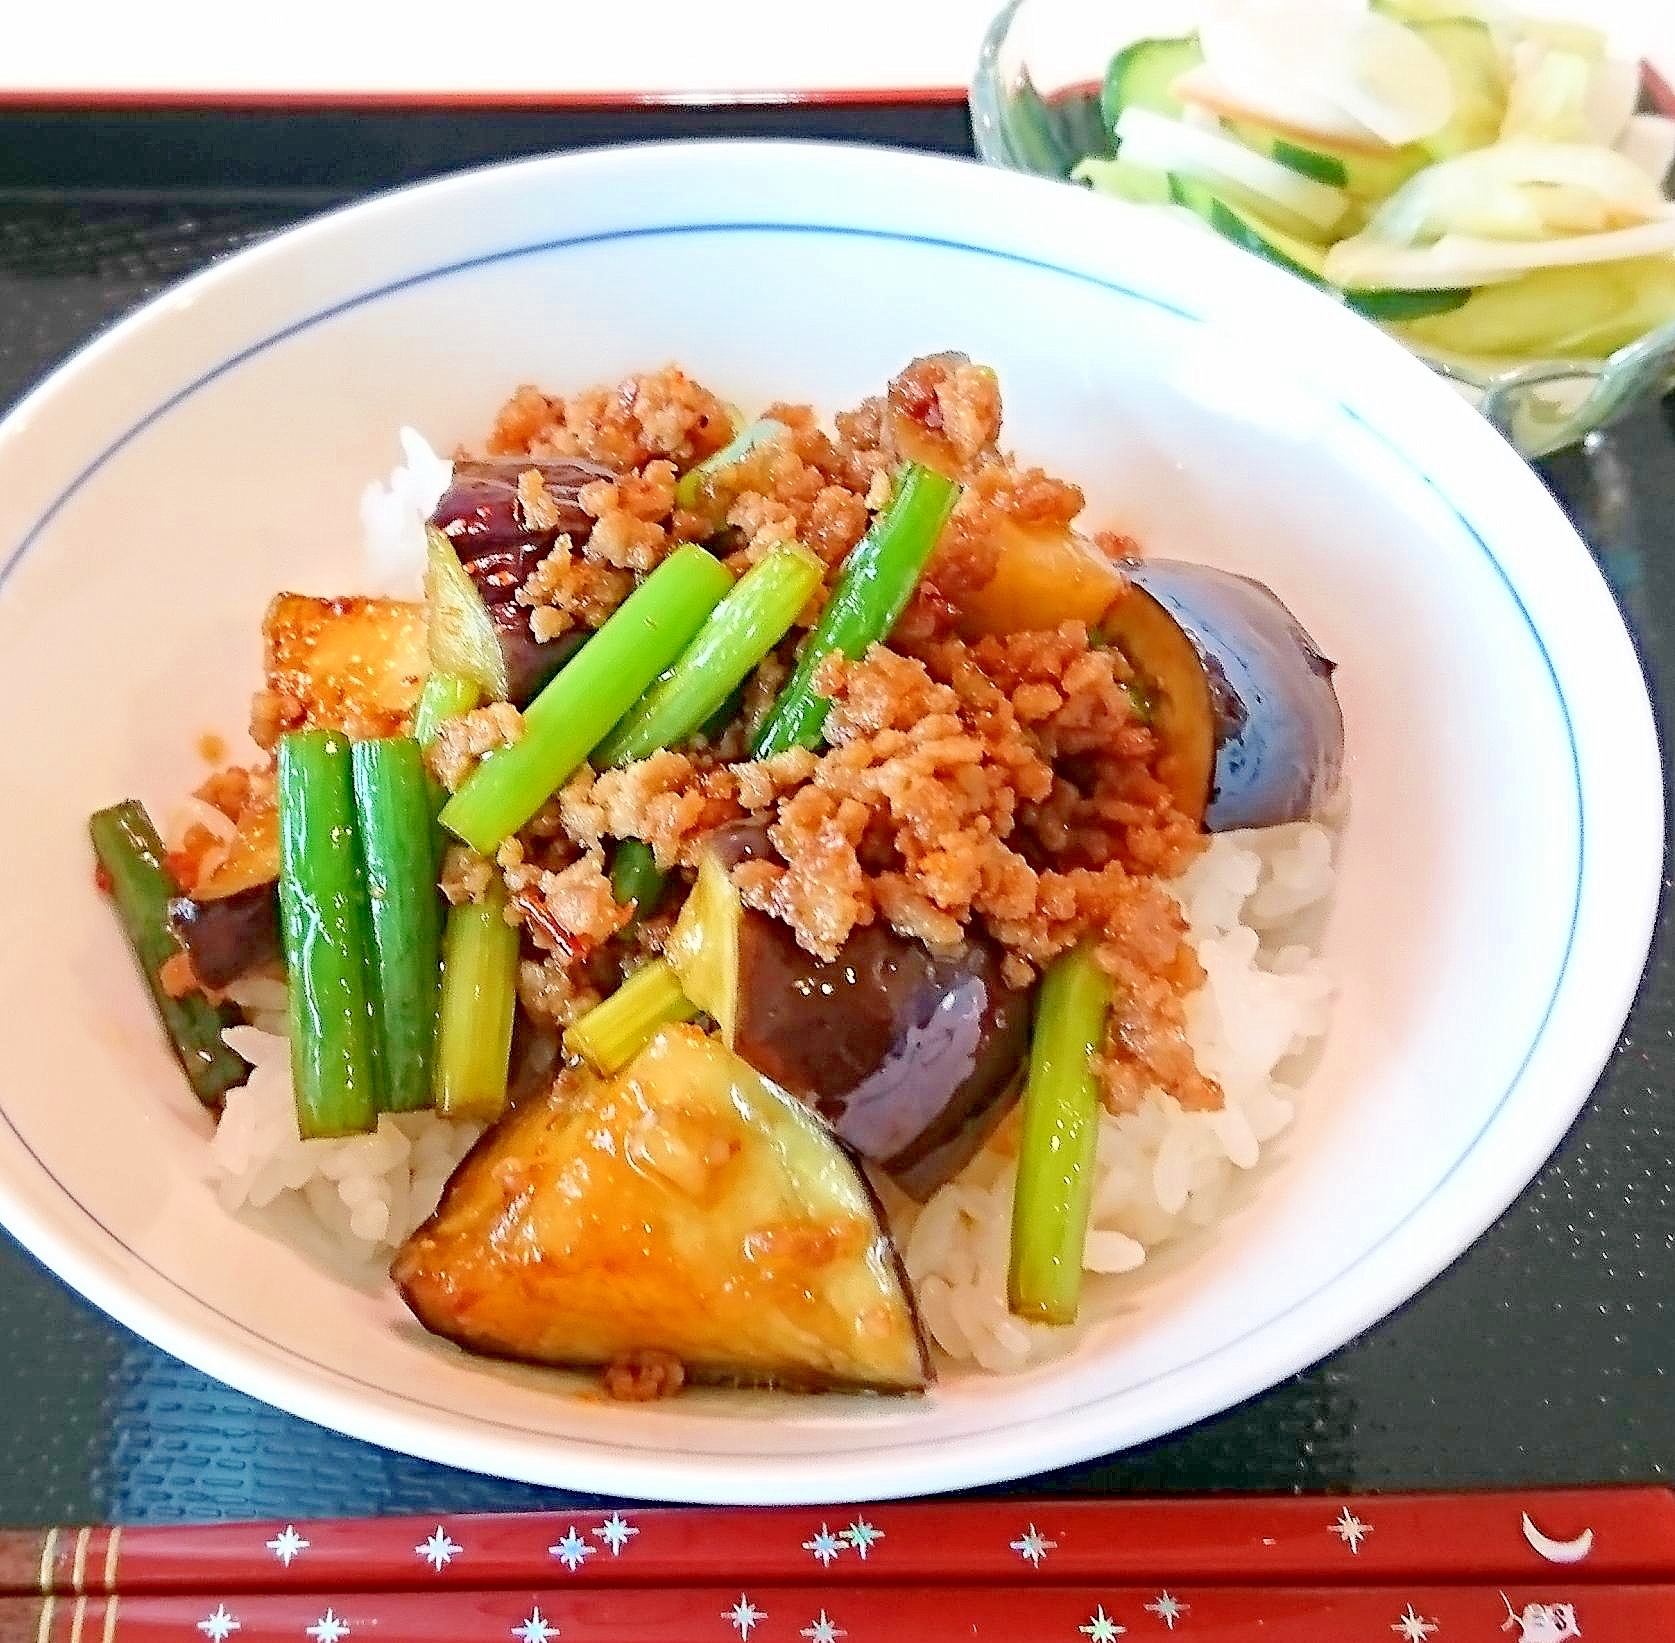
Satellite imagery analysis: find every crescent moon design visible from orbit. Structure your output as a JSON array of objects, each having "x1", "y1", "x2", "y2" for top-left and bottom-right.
[{"x1": 1522, "y1": 1510, "x2": 1595, "y2": 1564}]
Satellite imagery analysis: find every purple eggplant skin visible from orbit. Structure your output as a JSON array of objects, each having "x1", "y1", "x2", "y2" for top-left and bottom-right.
[
  {"x1": 1125, "y1": 560, "x2": 1344, "y2": 833},
  {"x1": 733, "y1": 911, "x2": 1030, "y2": 1200},
  {"x1": 429, "y1": 459, "x2": 615, "y2": 706},
  {"x1": 489, "y1": 605, "x2": 587, "y2": 705},
  {"x1": 167, "y1": 883, "x2": 281, "y2": 990}
]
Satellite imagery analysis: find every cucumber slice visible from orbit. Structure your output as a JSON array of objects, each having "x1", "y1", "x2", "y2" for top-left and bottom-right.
[
  {"x1": 1269, "y1": 138, "x2": 1349, "y2": 187},
  {"x1": 1347, "y1": 285, "x2": 1476, "y2": 321},
  {"x1": 1390, "y1": 255, "x2": 1675, "y2": 359},
  {"x1": 1008, "y1": 74, "x2": 1081, "y2": 179},
  {"x1": 1072, "y1": 155, "x2": 1174, "y2": 207},
  {"x1": 1228, "y1": 122, "x2": 1430, "y2": 201},
  {"x1": 1101, "y1": 36, "x2": 1203, "y2": 146},
  {"x1": 1170, "y1": 175, "x2": 1472, "y2": 320},
  {"x1": 1171, "y1": 174, "x2": 1331, "y2": 279},
  {"x1": 1411, "y1": 18, "x2": 1507, "y2": 160}
]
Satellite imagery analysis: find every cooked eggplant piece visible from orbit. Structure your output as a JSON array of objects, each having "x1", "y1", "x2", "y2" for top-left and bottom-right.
[
  {"x1": 263, "y1": 594, "x2": 428, "y2": 741},
  {"x1": 489, "y1": 603, "x2": 585, "y2": 706},
  {"x1": 425, "y1": 526, "x2": 512, "y2": 702},
  {"x1": 192, "y1": 791, "x2": 279, "y2": 899},
  {"x1": 393, "y1": 1024, "x2": 930, "y2": 1392},
  {"x1": 435, "y1": 459, "x2": 612, "y2": 556},
  {"x1": 665, "y1": 824, "x2": 1029, "y2": 1199},
  {"x1": 1099, "y1": 578, "x2": 1220, "y2": 826},
  {"x1": 946, "y1": 520, "x2": 1341, "y2": 833},
  {"x1": 664, "y1": 850, "x2": 746, "y2": 1042},
  {"x1": 427, "y1": 461, "x2": 614, "y2": 706},
  {"x1": 953, "y1": 521, "x2": 1127, "y2": 639},
  {"x1": 1125, "y1": 561, "x2": 1345, "y2": 832},
  {"x1": 167, "y1": 791, "x2": 282, "y2": 989},
  {"x1": 167, "y1": 883, "x2": 281, "y2": 990},
  {"x1": 734, "y1": 917, "x2": 1029, "y2": 1200}
]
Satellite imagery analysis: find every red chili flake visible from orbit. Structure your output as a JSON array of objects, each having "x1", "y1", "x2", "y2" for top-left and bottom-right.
[
  {"x1": 94, "y1": 862, "x2": 114, "y2": 895},
  {"x1": 511, "y1": 890, "x2": 591, "y2": 966},
  {"x1": 895, "y1": 374, "x2": 939, "y2": 422}
]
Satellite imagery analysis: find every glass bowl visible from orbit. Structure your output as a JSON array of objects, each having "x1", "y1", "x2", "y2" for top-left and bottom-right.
[{"x1": 970, "y1": 0, "x2": 1675, "y2": 459}]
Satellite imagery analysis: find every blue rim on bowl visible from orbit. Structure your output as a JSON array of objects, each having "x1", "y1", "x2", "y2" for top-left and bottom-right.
[{"x1": 969, "y1": 0, "x2": 1675, "y2": 460}]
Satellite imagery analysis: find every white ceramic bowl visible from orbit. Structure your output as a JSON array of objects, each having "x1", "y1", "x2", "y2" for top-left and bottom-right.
[{"x1": 0, "y1": 140, "x2": 1659, "y2": 1502}]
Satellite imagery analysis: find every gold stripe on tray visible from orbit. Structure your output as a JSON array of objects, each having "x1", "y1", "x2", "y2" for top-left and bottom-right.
[{"x1": 34, "y1": 1534, "x2": 55, "y2": 1601}]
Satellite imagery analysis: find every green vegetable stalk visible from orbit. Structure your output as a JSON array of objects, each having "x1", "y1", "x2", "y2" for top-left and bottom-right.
[
  {"x1": 440, "y1": 544, "x2": 733, "y2": 854},
  {"x1": 412, "y1": 671, "x2": 480, "y2": 748},
  {"x1": 610, "y1": 838, "x2": 667, "y2": 924},
  {"x1": 277, "y1": 731, "x2": 382, "y2": 1137},
  {"x1": 88, "y1": 801, "x2": 251, "y2": 1107},
  {"x1": 673, "y1": 416, "x2": 785, "y2": 514},
  {"x1": 1007, "y1": 942, "x2": 1114, "y2": 1326},
  {"x1": 564, "y1": 958, "x2": 699, "y2": 1074},
  {"x1": 752, "y1": 462, "x2": 960, "y2": 757},
  {"x1": 433, "y1": 878, "x2": 521, "y2": 1122},
  {"x1": 593, "y1": 540, "x2": 823, "y2": 767},
  {"x1": 351, "y1": 738, "x2": 443, "y2": 1112}
]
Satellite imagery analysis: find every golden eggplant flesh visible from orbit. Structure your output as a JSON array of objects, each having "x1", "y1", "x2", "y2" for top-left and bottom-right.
[
  {"x1": 262, "y1": 593, "x2": 428, "y2": 741},
  {"x1": 393, "y1": 1025, "x2": 931, "y2": 1393}
]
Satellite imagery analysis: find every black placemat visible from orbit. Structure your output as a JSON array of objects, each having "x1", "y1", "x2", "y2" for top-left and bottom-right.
[{"x1": 0, "y1": 123, "x2": 1669, "y2": 1523}]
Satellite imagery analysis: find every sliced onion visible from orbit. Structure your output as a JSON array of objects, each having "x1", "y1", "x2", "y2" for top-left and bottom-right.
[
  {"x1": 1514, "y1": 17, "x2": 1607, "y2": 63},
  {"x1": 1114, "y1": 106, "x2": 1350, "y2": 232},
  {"x1": 1584, "y1": 56, "x2": 1642, "y2": 148},
  {"x1": 1177, "y1": 98, "x2": 1226, "y2": 135},
  {"x1": 1170, "y1": 62, "x2": 1386, "y2": 150},
  {"x1": 1377, "y1": 0, "x2": 1509, "y2": 22},
  {"x1": 1326, "y1": 12, "x2": 1459, "y2": 146},
  {"x1": 1198, "y1": 0, "x2": 1455, "y2": 148},
  {"x1": 1366, "y1": 140, "x2": 1668, "y2": 244},
  {"x1": 1499, "y1": 44, "x2": 1593, "y2": 143},
  {"x1": 1326, "y1": 212, "x2": 1675, "y2": 288},
  {"x1": 1616, "y1": 115, "x2": 1675, "y2": 188}
]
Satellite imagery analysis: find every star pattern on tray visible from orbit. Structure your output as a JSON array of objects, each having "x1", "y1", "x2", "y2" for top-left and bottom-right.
[
  {"x1": 1080, "y1": 1604, "x2": 1127, "y2": 1641},
  {"x1": 842, "y1": 1518, "x2": 884, "y2": 1559},
  {"x1": 1390, "y1": 1603, "x2": 1439, "y2": 1641},
  {"x1": 593, "y1": 1513, "x2": 638, "y2": 1556},
  {"x1": 512, "y1": 1605, "x2": 558, "y2": 1643},
  {"x1": 265, "y1": 1525, "x2": 310, "y2": 1568},
  {"x1": 803, "y1": 1524, "x2": 845, "y2": 1566},
  {"x1": 548, "y1": 1527, "x2": 596, "y2": 1573},
  {"x1": 1011, "y1": 1524, "x2": 1058, "y2": 1567},
  {"x1": 415, "y1": 1526, "x2": 463, "y2": 1572},
  {"x1": 725, "y1": 1594, "x2": 767, "y2": 1639},
  {"x1": 1331, "y1": 1507, "x2": 1373, "y2": 1555},
  {"x1": 305, "y1": 1608, "x2": 350, "y2": 1643},
  {"x1": 197, "y1": 1605, "x2": 240, "y2": 1642},
  {"x1": 1145, "y1": 1592, "x2": 1189, "y2": 1630},
  {"x1": 801, "y1": 1611, "x2": 847, "y2": 1643}
]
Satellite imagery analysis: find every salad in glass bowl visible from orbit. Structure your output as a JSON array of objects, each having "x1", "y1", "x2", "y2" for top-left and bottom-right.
[{"x1": 972, "y1": 0, "x2": 1675, "y2": 456}]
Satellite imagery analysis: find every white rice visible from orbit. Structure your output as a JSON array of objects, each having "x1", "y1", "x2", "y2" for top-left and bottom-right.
[
  {"x1": 898, "y1": 819, "x2": 1338, "y2": 1373},
  {"x1": 357, "y1": 427, "x2": 451, "y2": 597},
  {"x1": 211, "y1": 1026, "x2": 482, "y2": 1256}
]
